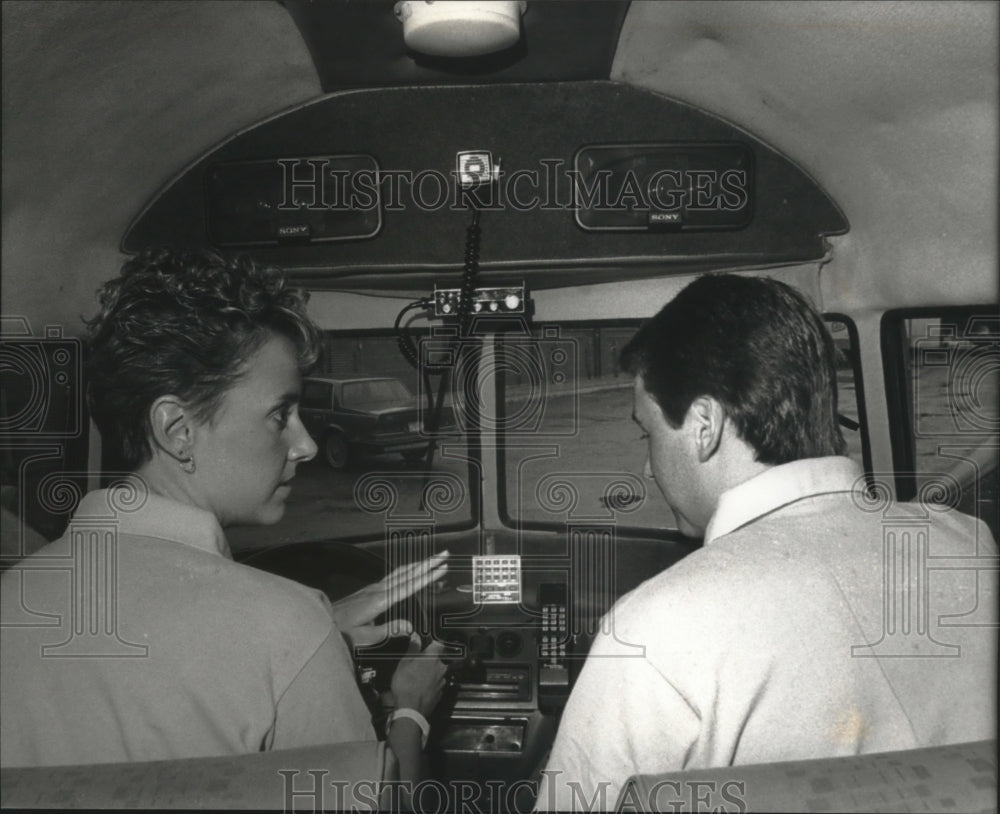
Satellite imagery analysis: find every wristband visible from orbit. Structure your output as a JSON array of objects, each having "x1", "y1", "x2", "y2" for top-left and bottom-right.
[{"x1": 386, "y1": 707, "x2": 430, "y2": 748}]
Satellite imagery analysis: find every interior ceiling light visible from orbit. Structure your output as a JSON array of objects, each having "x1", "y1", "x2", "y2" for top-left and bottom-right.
[{"x1": 394, "y1": 1, "x2": 527, "y2": 58}]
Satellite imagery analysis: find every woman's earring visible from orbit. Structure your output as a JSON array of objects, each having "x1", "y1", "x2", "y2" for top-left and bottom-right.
[{"x1": 179, "y1": 452, "x2": 195, "y2": 474}]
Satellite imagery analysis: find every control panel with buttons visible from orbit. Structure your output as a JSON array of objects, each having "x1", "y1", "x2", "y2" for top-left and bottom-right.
[
  {"x1": 472, "y1": 555, "x2": 522, "y2": 604},
  {"x1": 433, "y1": 284, "x2": 527, "y2": 317}
]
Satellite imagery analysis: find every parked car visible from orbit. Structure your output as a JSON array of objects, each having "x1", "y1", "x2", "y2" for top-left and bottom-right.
[{"x1": 301, "y1": 376, "x2": 452, "y2": 469}]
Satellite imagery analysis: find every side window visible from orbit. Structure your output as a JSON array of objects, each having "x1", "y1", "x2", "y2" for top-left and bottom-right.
[{"x1": 884, "y1": 309, "x2": 999, "y2": 540}]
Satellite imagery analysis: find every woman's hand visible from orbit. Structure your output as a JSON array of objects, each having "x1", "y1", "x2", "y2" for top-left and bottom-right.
[
  {"x1": 385, "y1": 636, "x2": 447, "y2": 792},
  {"x1": 390, "y1": 635, "x2": 448, "y2": 718},
  {"x1": 329, "y1": 551, "x2": 448, "y2": 647}
]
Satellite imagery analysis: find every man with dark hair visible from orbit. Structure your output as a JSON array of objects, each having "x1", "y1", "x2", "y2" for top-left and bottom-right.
[{"x1": 537, "y1": 274, "x2": 997, "y2": 811}]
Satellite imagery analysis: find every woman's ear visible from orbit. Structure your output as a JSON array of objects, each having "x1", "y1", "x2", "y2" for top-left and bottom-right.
[
  {"x1": 686, "y1": 395, "x2": 726, "y2": 463},
  {"x1": 149, "y1": 396, "x2": 195, "y2": 468}
]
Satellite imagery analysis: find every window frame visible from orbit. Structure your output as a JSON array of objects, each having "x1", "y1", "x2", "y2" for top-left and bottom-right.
[{"x1": 824, "y1": 312, "x2": 873, "y2": 478}]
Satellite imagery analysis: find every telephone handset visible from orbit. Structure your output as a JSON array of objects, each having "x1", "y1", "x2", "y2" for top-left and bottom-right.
[{"x1": 537, "y1": 582, "x2": 572, "y2": 713}]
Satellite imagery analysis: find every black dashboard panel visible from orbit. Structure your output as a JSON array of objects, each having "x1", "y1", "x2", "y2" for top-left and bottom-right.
[{"x1": 122, "y1": 81, "x2": 847, "y2": 291}]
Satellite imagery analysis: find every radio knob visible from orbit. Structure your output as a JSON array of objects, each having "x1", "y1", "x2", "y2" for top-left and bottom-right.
[{"x1": 496, "y1": 630, "x2": 522, "y2": 657}]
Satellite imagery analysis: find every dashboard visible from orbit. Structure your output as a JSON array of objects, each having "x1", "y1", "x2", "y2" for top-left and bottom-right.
[
  {"x1": 427, "y1": 568, "x2": 569, "y2": 793},
  {"x1": 239, "y1": 536, "x2": 686, "y2": 792}
]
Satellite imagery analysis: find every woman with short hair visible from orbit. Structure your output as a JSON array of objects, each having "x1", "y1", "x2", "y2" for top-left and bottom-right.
[{"x1": 0, "y1": 248, "x2": 446, "y2": 780}]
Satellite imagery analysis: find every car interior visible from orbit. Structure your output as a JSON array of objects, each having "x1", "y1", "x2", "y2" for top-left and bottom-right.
[{"x1": 1, "y1": 1, "x2": 997, "y2": 811}]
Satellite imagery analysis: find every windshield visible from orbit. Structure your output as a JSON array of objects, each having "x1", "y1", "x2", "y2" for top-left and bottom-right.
[
  {"x1": 225, "y1": 317, "x2": 870, "y2": 551},
  {"x1": 500, "y1": 319, "x2": 869, "y2": 532},
  {"x1": 341, "y1": 379, "x2": 413, "y2": 407},
  {"x1": 225, "y1": 330, "x2": 472, "y2": 553}
]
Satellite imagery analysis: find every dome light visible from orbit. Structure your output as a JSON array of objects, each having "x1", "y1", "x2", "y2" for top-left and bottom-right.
[{"x1": 394, "y1": 1, "x2": 527, "y2": 58}]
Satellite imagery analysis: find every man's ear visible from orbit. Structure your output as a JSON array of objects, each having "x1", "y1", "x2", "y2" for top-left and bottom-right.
[
  {"x1": 686, "y1": 396, "x2": 726, "y2": 463},
  {"x1": 149, "y1": 396, "x2": 195, "y2": 464}
]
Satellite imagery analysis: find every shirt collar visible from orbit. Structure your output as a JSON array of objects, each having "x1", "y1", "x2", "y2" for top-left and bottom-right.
[
  {"x1": 73, "y1": 487, "x2": 232, "y2": 559},
  {"x1": 704, "y1": 456, "x2": 864, "y2": 544}
]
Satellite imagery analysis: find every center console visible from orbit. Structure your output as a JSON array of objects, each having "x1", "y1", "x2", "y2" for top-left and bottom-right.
[{"x1": 422, "y1": 558, "x2": 585, "y2": 791}]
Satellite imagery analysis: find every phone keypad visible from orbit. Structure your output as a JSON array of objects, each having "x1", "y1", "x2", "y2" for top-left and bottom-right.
[{"x1": 540, "y1": 604, "x2": 568, "y2": 666}]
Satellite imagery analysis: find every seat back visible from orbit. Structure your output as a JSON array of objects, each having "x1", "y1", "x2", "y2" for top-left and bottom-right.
[
  {"x1": 1, "y1": 740, "x2": 396, "y2": 810},
  {"x1": 619, "y1": 740, "x2": 997, "y2": 812}
]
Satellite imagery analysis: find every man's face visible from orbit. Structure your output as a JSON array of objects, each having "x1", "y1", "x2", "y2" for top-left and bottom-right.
[{"x1": 632, "y1": 374, "x2": 704, "y2": 537}]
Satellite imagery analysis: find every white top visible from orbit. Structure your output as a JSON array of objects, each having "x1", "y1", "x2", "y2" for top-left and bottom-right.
[
  {"x1": 537, "y1": 457, "x2": 998, "y2": 811},
  {"x1": 1, "y1": 487, "x2": 375, "y2": 767}
]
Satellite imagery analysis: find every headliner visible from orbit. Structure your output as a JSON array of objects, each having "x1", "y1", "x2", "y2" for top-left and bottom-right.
[{"x1": 1, "y1": 1, "x2": 996, "y2": 334}]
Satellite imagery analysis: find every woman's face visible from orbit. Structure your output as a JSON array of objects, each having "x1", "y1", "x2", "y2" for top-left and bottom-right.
[{"x1": 188, "y1": 332, "x2": 317, "y2": 527}]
